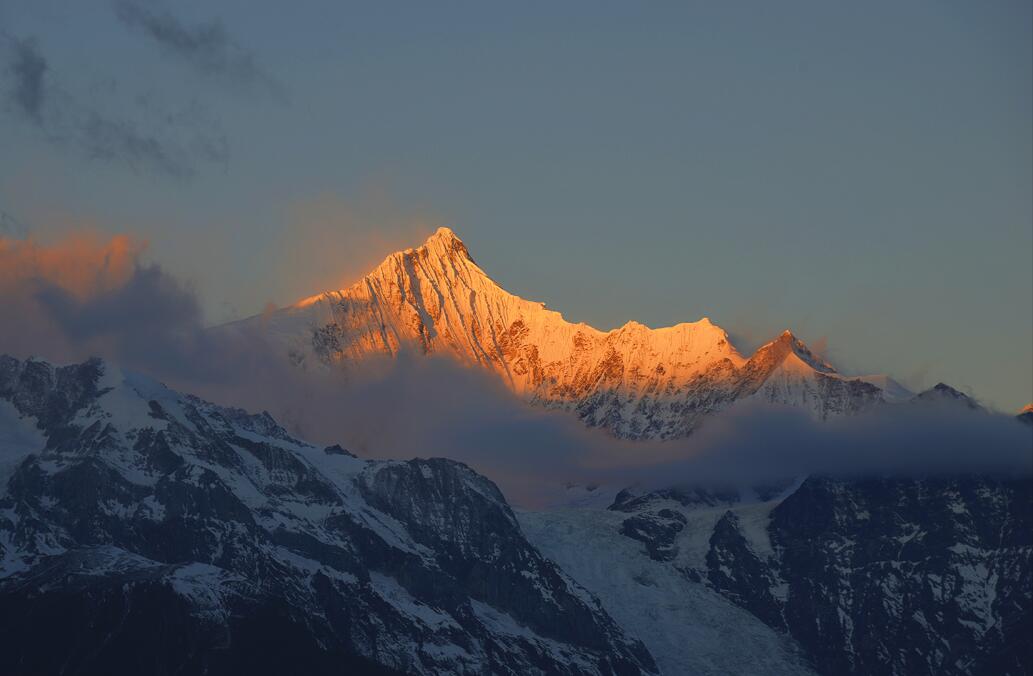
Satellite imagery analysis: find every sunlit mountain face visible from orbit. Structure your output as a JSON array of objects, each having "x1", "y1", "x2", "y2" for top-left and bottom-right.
[{"x1": 228, "y1": 228, "x2": 914, "y2": 440}]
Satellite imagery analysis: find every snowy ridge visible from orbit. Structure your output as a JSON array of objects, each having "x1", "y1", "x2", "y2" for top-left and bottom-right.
[
  {"x1": 0, "y1": 355, "x2": 654, "y2": 676},
  {"x1": 521, "y1": 476, "x2": 1033, "y2": 676},
  {"x1": 519, "y1": 505, "x2": 817, "y2": 676},
  {"x1": 232, "y1": 227, "x2": 911, "y2": 439}
]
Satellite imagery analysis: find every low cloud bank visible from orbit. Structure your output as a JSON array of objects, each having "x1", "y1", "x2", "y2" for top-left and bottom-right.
[{"x1": 1, "y1": 233, "x2": 1029, "y2": 507}]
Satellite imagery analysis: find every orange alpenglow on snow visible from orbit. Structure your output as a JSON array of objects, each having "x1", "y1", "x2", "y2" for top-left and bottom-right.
[{"x1": 231, "y1": 228, "x2": 911, "y2": 439}]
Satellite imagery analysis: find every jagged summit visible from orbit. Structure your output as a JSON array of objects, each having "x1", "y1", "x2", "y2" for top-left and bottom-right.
[
  {"x1": 754, "y1": 329, "x2": 836, "y2": 374},
  {"x1": 429, "y1": 224, "x2": 458, "y2": 240},
  {"x1": 425, "y1": 224, "x2": 464, "y2": 246},
  {"x1": 291, "y1": 227, "x2": 478, "y2": 310},
  {"x1": 402, "y1": 226, "x2": 475, "y2": 263},
  {"x1": 914, "y1": 382, "x2": 981, "y2": 409},
  {"x1": 240, "y1": 228, "x2": 911, "y2": 439}
]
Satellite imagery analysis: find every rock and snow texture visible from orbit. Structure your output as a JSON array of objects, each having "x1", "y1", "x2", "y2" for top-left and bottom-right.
[
  {"x1": 229, "y1": 227, "x2": 911, "y2": 439},
  {"x1": 0, "y1": 355, "x2": 654, "y2": 676},
  {"x1": 522, "y1": 479, "x2": 1032, "y2": 676},
  {"x1": 518, "y1": 506, "x2": 818, "y2": 676}
]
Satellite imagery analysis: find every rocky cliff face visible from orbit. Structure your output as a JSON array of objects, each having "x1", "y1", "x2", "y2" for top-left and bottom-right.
[
  {"x1": 528, "y1": 471, "x2": 1032, "y2": 676},
  {"x1": 752, "y1": 476, "x2": 1031, "y2": 676},
  {"x1": 234, "y1": 227, "x2": 907, "y2": 439},
  {"x1": 0, "y1": 355, "x2": 655, "y2": 676}
]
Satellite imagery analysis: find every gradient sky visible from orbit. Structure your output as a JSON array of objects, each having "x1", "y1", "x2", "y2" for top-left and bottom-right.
[{"x1": 1, "y1": 0, "x2": 1030, "y2": 411}]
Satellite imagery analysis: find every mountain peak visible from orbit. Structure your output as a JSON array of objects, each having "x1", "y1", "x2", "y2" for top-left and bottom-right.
[
  {"x1": 251, "y1": 229, "x2": 923, "y2": 439},
  {"x1": 413, "y1": 226, "x2": 474, "y2": 265},
  {"x1": 914, "y1": 382, "x2": 981, "y2": 410},
  {"x1": 427, "y1": 225, "x2": 460, "y2": 243},
  {"x1": 754, "y1": 330, "x2": 835, "y2": 374}
]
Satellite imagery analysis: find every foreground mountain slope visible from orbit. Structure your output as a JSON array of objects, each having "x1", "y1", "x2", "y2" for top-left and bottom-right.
[
  {"x1": 522, "y1": 468, "x2": 1033, "y2": 676},
  {"x1": 0, "y1": 355, "x2": 655, "y2": 676},
  {"x1": 230, "y1": 227, "x2": 909, "y2": 439},
  {"x1": 519, "y1": 505, "x2": 819, "y2": 676}
]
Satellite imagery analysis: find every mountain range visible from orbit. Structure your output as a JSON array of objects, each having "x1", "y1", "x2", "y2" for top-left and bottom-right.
[
  {"x1": 1, "y1": 355, "x2": 1029, "y2": 675},
  {"x1": 231, "y1": 227, "x2": 914, "y2": 440},
  {"x1": 1, "y1": 229, "x2": 1029, "y2": 675},
  {"x1": 0, "y1": 355, "x2": 652, "y2": 675}
]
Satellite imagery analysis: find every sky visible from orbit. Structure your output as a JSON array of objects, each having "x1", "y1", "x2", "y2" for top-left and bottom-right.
[{"x1": 0, "y1": 0, "x2": 1030, "y2": 411}]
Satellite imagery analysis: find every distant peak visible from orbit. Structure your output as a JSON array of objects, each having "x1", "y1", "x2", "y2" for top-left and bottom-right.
[
  {"x1": 761, "y1": 329, "x2": 798, "y2": 349},
  {"x1": 417, "y1": 226, "x2": 474, "y2": 263},
  {"x1": 914, "y1": 382, "x2": 981, "y2": 410},
  {"x1": 754, "y1": 329, "x2": 835, "y2": 373},
  {"x1": 426, "y1": 226, "x2": 461, "y2": 244}
]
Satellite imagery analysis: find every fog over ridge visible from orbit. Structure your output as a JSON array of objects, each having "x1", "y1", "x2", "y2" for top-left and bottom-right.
[{"x1": 1, "y1": 232, "x2": 1029, "y2": 507}]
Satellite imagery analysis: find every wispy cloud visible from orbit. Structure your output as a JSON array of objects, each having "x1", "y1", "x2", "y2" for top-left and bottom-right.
[
  {"x1": 113, "y1": 1, "x2": 285, "y2": 100},
  {"x1": 3, "y1": 3, "x2": 282, "y2": 178},
  {"x1": 0, "y1": 210, "x2": 30, "y2": 238},
  {"x1": 7, "y1": 37, "x2": 46, "y2": 123},
  {"x1": 79, "y1": 111, "x2": 197, "y2": 179},
  {"x1": 1, "y1": 34, "x2": 228, "y2": 179}
]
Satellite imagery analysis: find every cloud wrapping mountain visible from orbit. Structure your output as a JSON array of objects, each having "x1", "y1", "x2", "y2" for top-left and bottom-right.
[{"x1": 0, "y1": 231, "x2": 1028, "y2": 507}]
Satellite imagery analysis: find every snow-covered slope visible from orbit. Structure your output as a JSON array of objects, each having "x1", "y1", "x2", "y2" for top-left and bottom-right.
[
  {"x1": 522, "y1": 478, "x2": 1033, "y2": 676},
  {"x1": 0, "y1": 355, "x2": 654, "y2": 676},
  {"x1": 518, "y1": 506, "x2": 817, "y2": 676},
  {"x1": 229, "y1": 227, "x2": 909, "y2": 439}
]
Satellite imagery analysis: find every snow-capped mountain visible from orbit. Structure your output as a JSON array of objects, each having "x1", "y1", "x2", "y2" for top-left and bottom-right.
[
  {"x1": 0, "y1": 355, "x2": 654, "y2": 675},
  {"x1": 229, "y1": 227, "x2": 910, "y2": 439},
  {"x1": 912, "y1": 382, "x2": 983, "y2": 409},
  {"x1": 1, "y1": 356, "x2": 1028, "y2": 675},
  {"x1": 522, "y1": 472, "x2": 1032, "y2": 676}
]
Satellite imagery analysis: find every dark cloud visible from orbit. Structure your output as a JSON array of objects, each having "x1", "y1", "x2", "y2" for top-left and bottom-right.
[
  {"x1": 34, "y1": 265, "x2": 201, "y2": 361},
  {"x1": 620, "y1": 401, "x2": 1032, "y2": 489},
  {"x1": 1, "y1": 37, "x2": 228, "y2": 178},
  {"x1": 0, "y1": 210, "x2": 30, "y2": 238},
  {"x1": 2, "y1": 5, "x2": 275, "y2": 178},
  {"x1": 113, "y1": 1, "x2": 284, "y2": 99},
  {"x1": 7, "y1": 37, "x2": 46, "y2": 123},
  {"x1": 79, "y1": 111, "x2": 197, "y2": 179},
  {"x1": 1, "y1": 233, "x2": 1029, "y2": 508}
]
